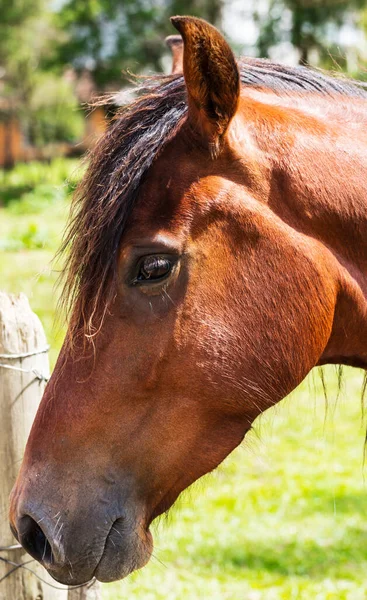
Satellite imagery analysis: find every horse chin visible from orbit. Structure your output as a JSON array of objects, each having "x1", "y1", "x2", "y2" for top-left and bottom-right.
[
  {"x1": 44, "y1": 522, "x2": 153, "y2": 586},
  {"x1": 94, "y1": 525, "x2": 153, "y2": 583}
]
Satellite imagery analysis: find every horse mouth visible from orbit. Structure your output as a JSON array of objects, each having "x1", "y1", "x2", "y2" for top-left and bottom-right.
[
  {"x1": 40, "y1": 517, "x2": 153, "y2": 586},
  {"x1": 93, "y1": 518, "x2": 153, "y2": 583}
]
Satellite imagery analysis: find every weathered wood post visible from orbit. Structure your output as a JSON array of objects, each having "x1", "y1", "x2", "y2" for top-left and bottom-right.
[
  {"x1": 0, "y1": 293, "x2": 101, "y2": 600},
  {"x1": 67, "y1": 584, "x2": 102, "y2": 600}
]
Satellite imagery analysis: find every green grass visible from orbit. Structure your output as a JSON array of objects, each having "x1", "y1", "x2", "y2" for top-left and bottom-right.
[
  {"x1": 109, "y1": 372, "x2": 367, "y2": 600},
  {"x1": 1, "y1": 159, "x2": 367, "y2": 599},
  {"x1": 0, "y1": 158, "x2": 83, "y2": 365}
]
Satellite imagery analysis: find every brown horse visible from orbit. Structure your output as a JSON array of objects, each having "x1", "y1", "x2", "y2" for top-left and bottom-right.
[{"x1": 9, "y1": 16, "x2": 367, "y2": 585}]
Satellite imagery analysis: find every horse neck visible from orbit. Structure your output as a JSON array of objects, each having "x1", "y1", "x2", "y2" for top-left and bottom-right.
[{"x1": 257, "y1": 93, "x2": 367, "y2": 367}]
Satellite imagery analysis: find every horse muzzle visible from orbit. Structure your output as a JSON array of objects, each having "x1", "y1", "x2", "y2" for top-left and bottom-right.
[{"x1": 9, "y1": 475, "x2": 153, "y2": 584}]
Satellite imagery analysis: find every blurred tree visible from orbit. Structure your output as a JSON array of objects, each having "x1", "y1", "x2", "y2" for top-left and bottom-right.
[
  {"x1": 359, "y1": 4, "x2": 367, "y2": 45},
  {"x1": 0, "y1": 0, "x2": 83, "y2": 146},
  {"x1": 255, "y1": 0, "x2": 366, "y2": 67},
  {"x1": 55, "y1": 0, "x2": 223, "y2": 87},
  {"x1": 28, "y1": 73, "x2": 84, "y2": 146},
  {"x1": 0, "y1": 0, "x2": 43, "y2": 61}
]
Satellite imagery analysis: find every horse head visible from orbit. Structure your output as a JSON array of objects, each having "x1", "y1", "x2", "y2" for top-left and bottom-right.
[{"x1": 10, "y1": 16, "x2": 366, "y2": 584}]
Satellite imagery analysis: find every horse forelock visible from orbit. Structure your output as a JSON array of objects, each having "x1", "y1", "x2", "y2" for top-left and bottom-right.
[
  {"x1": 58, "y1": 76, "x2": 187, "y2": 348},
  {"x1": 58, "y1": 61, "x2": 367, "y2": 349}
]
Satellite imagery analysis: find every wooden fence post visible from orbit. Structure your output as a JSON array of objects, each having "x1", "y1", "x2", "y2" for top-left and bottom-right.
[
  {"x1": 67, "y1": 583, "x2": 102, "y2": 600},
  {"x1": 0, "y1": 292, "x2": 101, "y2": 600}
]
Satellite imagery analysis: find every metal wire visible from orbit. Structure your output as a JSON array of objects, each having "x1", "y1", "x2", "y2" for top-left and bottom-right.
[
  {"x1": 0, "y1": 345, "x2": 96, "y2": 591},
  {"x1": 0, "y1": 555, "x2": 97, "y2": 591},
  {"x1": 0, "y1": 350, "x2": 93, "y2": 590},
  {"x1": 0, "y1": 346, "x2": 50, "y2": 360},
  {"x1": 0, "y1": 345, "x2": 50, "y2": 382},
  {"x1": 0, "y1": 364, "x2": 49, "y2": 382}
]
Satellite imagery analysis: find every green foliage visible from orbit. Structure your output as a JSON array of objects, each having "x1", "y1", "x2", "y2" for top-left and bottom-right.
[
  {"x1": 55, "y1": 0, "x2": 223, "y2": 87},
  {"x1": 0, "y1": 222, "x2": 48, "y2": 251},
  {"x1": 28, "y1": 74, "x2": 84, "y2": 145},
  {"x1": 0, "y1": 0, "x2": 43, "y2": 65},
  {"x1": 0, "y1": 3, "x2": 83, "y2": 147},
  {"x1": 0, "y1": 157, "x2": 82, "y2": 205},
  {"x1": 255, "y1": 0, "x2": 367, "y2": 68},
  {"x1": 1, "y1": 0, "x2": 366, "y2": 154},
  {"x1": 0, "y1": 158, "x2": 81, "y2": 365},
  {"x1": 0, "y1": 158, "x2": 82, "y2": 254}
]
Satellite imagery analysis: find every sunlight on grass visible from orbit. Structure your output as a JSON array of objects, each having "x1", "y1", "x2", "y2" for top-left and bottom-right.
[
  {"x1": 1, "y1": 159, "x2": 367, "y2": 599},
  {"x1": 102, "y1": 369, "x2": 367, "y2": 600},
  {"x1": 0, "y1": 158, "x2": 79, "y2": 365}
]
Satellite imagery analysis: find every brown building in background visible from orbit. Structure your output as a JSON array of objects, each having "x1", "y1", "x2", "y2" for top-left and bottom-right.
[{"x1": 0, "y1": 69, "x2": 108, "y2": 168}]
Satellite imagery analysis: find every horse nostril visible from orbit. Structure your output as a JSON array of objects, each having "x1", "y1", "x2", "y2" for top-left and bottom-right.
[{"x1": 19, "y1": 515, "x2": 53, "y2": 565}]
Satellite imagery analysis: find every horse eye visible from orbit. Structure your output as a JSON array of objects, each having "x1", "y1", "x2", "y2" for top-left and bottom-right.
[{"x1": 136, "y1": 256, "x2": 173, "y2": 283}]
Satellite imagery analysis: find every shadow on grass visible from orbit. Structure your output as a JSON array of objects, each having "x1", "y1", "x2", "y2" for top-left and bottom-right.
[
  {"x1": 192, "y1": 523, "x2": 367, "y2": 579},
  {"x1": 0, "y1": 184, "x2": 33, "y2": 206},
  {"x1": 186, "y1": 492, "x2": 367, "y2": 580}
]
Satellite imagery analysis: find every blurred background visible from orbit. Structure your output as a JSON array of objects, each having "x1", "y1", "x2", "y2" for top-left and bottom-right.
[
  {"x1": 1, "y1": 1, "x2": 367, "y2": 599},
  {"x1": 1, "y1": 0, "x2": 367, "y2": 170}
]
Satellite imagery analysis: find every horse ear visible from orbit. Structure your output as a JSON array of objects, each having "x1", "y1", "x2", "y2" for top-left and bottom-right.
[
  {"x1": 171, "y1": 16, "x2": 240, "y2": 158},
  {"x1": 165, "y1": 35, "x2": 184, "y2": 75}
]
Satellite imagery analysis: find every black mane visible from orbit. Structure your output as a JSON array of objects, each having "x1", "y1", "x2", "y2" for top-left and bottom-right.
[
  {"x1": 60, "y1": 60, "x2": 367, "y2": 343},
  {"x1": 240, "y1": 58, "x2": 367, "y2": 97}
]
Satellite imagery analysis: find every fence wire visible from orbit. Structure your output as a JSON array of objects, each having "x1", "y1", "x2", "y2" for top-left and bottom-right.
[
  {"x1": 0, "y1": 547, "x2": 97, "y2": 591},
  {"x1": 0, "y1": 345, "x2": 93, "y2": 593},
  {"x1": 0, "y1": 345, "x2": 50, "y2": 382}
]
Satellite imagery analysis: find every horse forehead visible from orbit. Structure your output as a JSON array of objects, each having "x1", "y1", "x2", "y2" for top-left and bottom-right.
[
  {"x1": 133, "y1": 143, "x2": 243, "y2": 228},
  {"x1": 133, "y1": 171, "x2": 240, "y2": 239}
]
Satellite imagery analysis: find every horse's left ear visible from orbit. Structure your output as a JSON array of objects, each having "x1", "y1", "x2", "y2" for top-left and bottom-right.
[{"x1": 171, "y1": 16, "x2": 240, "y2": 158}]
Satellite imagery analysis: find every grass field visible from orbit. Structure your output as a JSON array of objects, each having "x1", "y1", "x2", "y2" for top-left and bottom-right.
[{"x1": 1, "y1": 159, "x2": 367, "y2": 600}]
